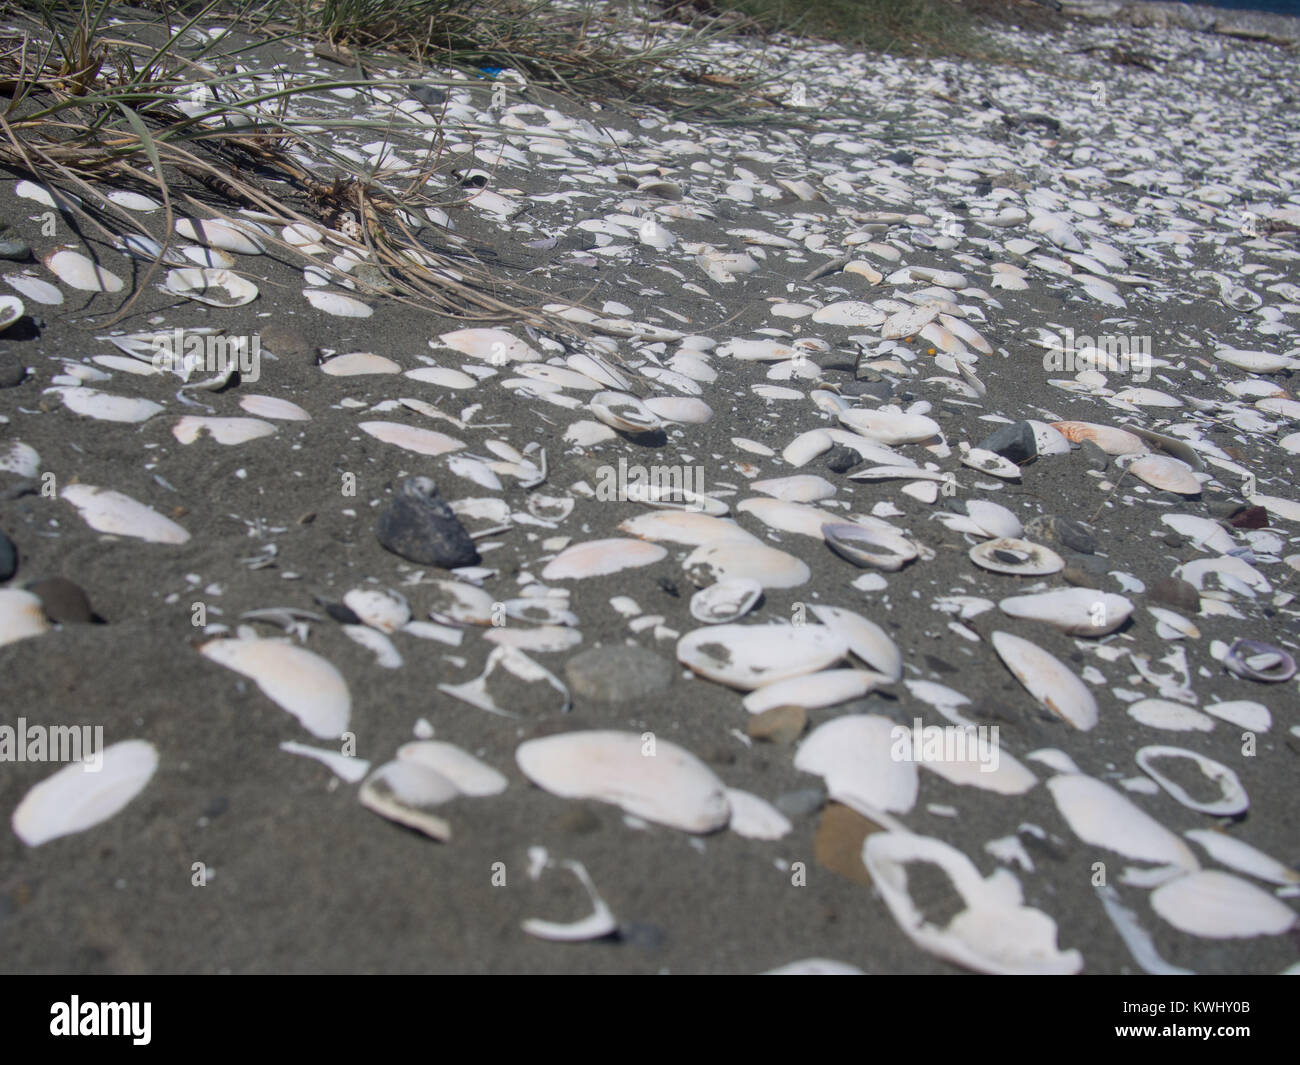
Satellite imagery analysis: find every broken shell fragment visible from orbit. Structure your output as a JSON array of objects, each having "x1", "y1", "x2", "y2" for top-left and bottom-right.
[
  {"x1": 1150, "y1": 871, "x2": 1295, "y2": 939},
  {"x1": 199, "y1": 637, "x2": 351, "y2": 738},
  {"x1": 12, "y1": 740, "x2": 158, "y2": 846},
  {"x1": 1222, "y1": 638, "x2": 1296, "y2": 682},
  {"x1": 0, "y1": 589, "x2": 52, "y2": 648},
  {"x1": 689, "y1": 578, "x2": 763, "y2": 624},
  {"x1": 61, "y1": 484, "x2": 190, "y2": 544},
  {"x1": 677, "y1": 622, "x2": 847, "y2": 691},
  {"x1": 991, "y1": 631, "x2": 1098, "y2": 730},
  {"x1": 359, "y1": 760, "x2": 456, "y2": 841},
  {"x1": 795, "y1": 714, "x2": 917, "y2": 815},
  {"x1": 1136, "y1": 746, "x2": 1248, "y2": 817},
  {"x1": 998, "y1": 589, "x2": 1132, "y2": 635},
  {"x1": 822, "y1": 522, "x2": 918, "y2": 571},
  {"x1": 165, "y1": 267, "x2": 258, "y2": 306}
]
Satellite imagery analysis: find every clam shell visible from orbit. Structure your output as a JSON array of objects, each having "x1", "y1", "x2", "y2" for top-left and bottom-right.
[
  {"x1": 619, "y1": 511, "x2": 756, "y2": 546},
  {"x1": 12, "y1": 740, "x2": 158, "y2": 846},
  {"x1": 515, "y1": 730, "x2": 729, "y2": 833},
  {"x1": 1136, "y1": 746, "x2": 1248, "y2": 816},
  {"x1": 808, "y1": 604, "x2": 902, "y2": 681},
  {"x1": 49, "y1": 387, "x2": 163, "y2": 423},
  {"x1": 61, "y1": 484, "x2": 190, "y2": 543},
  {"x1": 425, "y1": 580, "x2": 498, "y2": 626},
  {"x1": 677, "y1": 622, "x2": 847, "y2": 690},
  {"x1": 439, "y1": 327, "x2": 540, "y2": 364},
  {"x1": 1183, "y1": 830, "x2": 1298, "y2": 886},
  {"x1": 407, "y1": 366, "x2": 477, "y2": 389},
  {"x1": 173, "y1": 416, "x2": 276, "y2": 445},
  {"x1": 0, "y1": 589, "x2": 53, "y2": 648},
  {"x1": 304, "y1": 288, "x2": 371, "y2": 317},
  {"x1": 965, "y1": 500, "x2": 1023, "y2": 539},
  {"x1": 240, "y1": 395, "x2": 311, "y2": 421},
  {"x1": 358, "y1": 421, "x2": 465, "y2": 456},
  {"x1": 683, "y1": 540, "x2": 811, "y2": 588},
  {"x1": 199, "y1": 637, "x2": 351, "y2": 739},
  {"x1": 909, "y1": 727, "x2": 1038, "y2": 795},
  {"x1": 396, "y1": 741, "x2": 507, "y2": 796},
  {"x1": 175, "y1": 218, "x2": 264, "y2": 254},
  {"x1": 991, "y1": 631, "x2": 1098, "y2": 730},
  {"x1": 961, "y1": 448, "x2": 1021, "y2": 479},
  {"x1": 839, "y1": 407, "x2": 940, "y2": 445},
  {"x1": 725, "y1": 789, "x2": 792, "y2": 840},
  {"x1": 589, "y1": 391, "x2": 663, "y2": 434},
  {"x1": 1127, "y1": 455, "x2": 1202, "y2": 495},
  {"x1": 822, "y1": 522, "x2": 918, "y2": 571},
  {"x1": 742, "y1": 668, "x2": 885, "y2": 714},
  {"x1": 1046, "y1": 773, "x2": 1198, "y2": 870},
  {"x1": 165, "y1": 267, "x2": 258, "y2": 306},
  {"x1": 642, "y1": 396, "x2": 712, "y2": 424},
  {"x1": 1150, "y1": 871, "x2": 1295, "y2": 939},
  {"x1": 740, "y1": 498, "x2": 844, "y2": 539},
  {"x1": 45, "y1": 248, "x2": 124, "y2": 292},
  {"x1": 1048, "y1": 421, "x2": 1145, "y2": 455},
  {"x1": 359, "y1": 760, "x2": 456, "y2": 841},
  {"x1": 970, "y1": 538, "x2": 1063, "y2": 576},
  {"x1": 321, "y1": 352, "x2": 401, "y2": 376},
  {"x1": 343, "y1": 588, "x2": 411, "y2": 633},
  {"x1": 1223, "y1": 638, "x2": 1296, "y2": 682},
  {"x1": 998, "y1": 589, "x2": 1132, "y2": 635},
  {"x1": 1128, "y1": 699, "x2": 1215, "y2": 732},
  {"x1": 795, "y1": 714, "x2": 917, "y2": 814},
  {"x1": 751, "y1": 474, "x2": 837, "y2": 502},
  {"x1": 542, "y1": 538, "x2": 667, "y2": 579},
  {"x1": 689, "y1": 578, "x2": 763, "y2": 624},
  {"x1": 0, "y1": 294, "x2": 23, "y2": 330}
]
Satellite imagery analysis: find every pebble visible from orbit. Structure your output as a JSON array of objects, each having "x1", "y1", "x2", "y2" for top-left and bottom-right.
[
  {"x1": 746, "y1": 704, "x2": 807, "y2": 745},
  {"x1": 813, "y1": 803, "x2": 882, "y2": 886},
  {"x1": 1061, "y1": 566, "x2": 1100, "y2": 589},
  {"x1": 564, "y1": 644, "x2": 674, "y2": 702},
  {"x1": 375, "y1": 477, "x2": 480, "y2": 569},
  {"x1": 0, "y1": 361, "x2": 28, "y2": 388},
  {"x1": 774, "y1": 785, "x2": 828, "y2": 819},
  {"x1": 0, "y1": 530, "x2": 15, "y2": 581},
  {"x1": 822, "y1": 446, "x2": 859, "y2": 474},
  {"x1": 26, "y1": 577, "x2": 97, "y2": 624},
  {"x1": 1150, "y1": 577, "x2": 1200, "y2": 614},
  {"x1": 1025, "y1": 515, "x2": 1098, "y2": 555},
  {"x1": 978, "y1": 421, "x2": 1037, "y2": 464},
  {"x1": 0, "y1": 219, "x2": 30, "y2": 260}
]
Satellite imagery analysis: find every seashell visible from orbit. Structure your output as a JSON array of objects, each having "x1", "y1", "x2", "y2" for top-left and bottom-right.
[
  {"x1": 12, "y1": 740, "x2": 158, "y2": 846},
  {"x1": 862, "y1": 832, "x2": 1082, "y2": 975},
  {"x1": 61, "y1": 484, "x2": 190, "y2": 543},
  {"x1": 240, "y1": 395, "x2": 311, "y2": 421},
  {"x1": 808, "y1": 604, "x2": 901, "y2": 681},
  {"x1": 683, "y1": 540, "x2": 811, "y2": 588},
  {"x1": 165, "y1": 267, "x2": 257, "y2": 306},
  {"x1": 397, "y1": 741, "x2": 507, "y2": 796},
  {"x1": 964, "y1": 500, "x2": 1022, "y2": 539},
  {"x1": 439, "y1": 327, "x2": 540, "y2": 364},
  {"x1": 677, "y1": 622, "x2": 847, "y2": 691},
  {"x1": 6, "y1": 272, "x2": 64, "y2": 304},
  {"x1": 48, "y1": 387, "x2": 162, "y2": 423},
  {"x1": 359, "y1": 760, "x2": 456, "y2": 841},
  {"x1": 172, "y1": 416, "x2": 276, "y2": 445},
  {"x1": 344, "y1": 588, "x2": 411, "y2": 633},
  {"x1": 0, "y1": 589, "x2": 52, "y2": 648},
  {"x1": 0, "y1": 294, "x2": 23, "y2": 331},
  {"x1": 406, "y1": 366, "x2": 476, "y2": 389},
  {"x1": 523, "y1": 859, "x2": 618, "y2": 941},
  {"x1": 690, "y1": 578, "x2": 763, "y2": 624},
  {"x1": 105, "y1": 189, "x2": 159, "y2": 212},
  {"x1": 1147, "y1": 606, "x2": 1199, "y2": 641},
  {"x1": 45, "y1": 248, "x2": 124, "y2": 292},
  {"x1": 881, "y1": 303, "x2": 941, "y2": 339},
  {"x1": 1050, "y1": 421, "x2": 1146, "y2": 455},
  {"x1": 642, "y1": 396, "x2": 712, "y2": 424},
  {"x1": 1213, "y1": 347, "x2": 1299, "y2": 373},
  {"x1": 751, "y1": 474, "x2": 836, "y2": 502},
  {"x1": 839, "y1": 406, "x2": 940, "y2": 445},
  {"x1": 199, "y1": 637, "x2": 350, "y2": 738},
  {"x1": 907, "y1": 726, "x2": 1038, "y2": 795},
  {"x1": 182, "y1": 245, "x2": 236, "y2": 269},
  {"x1": 304, "y1": 287, "x2": 370, "y2": 317},
  {"x1": 567, "y1": 351, "x2": 630, "y2": 390},
  {"x1": 795, "y1": 715, "x2": 917, "y2": 815},
  {"x1": 359, "y1": 421, "x2": 464, "y2": 456},
  {"x1": 1161, "y1": 514, "x2": 1234, "y2": 554},
  {"x1": 1046, "y1": 773, "x2": 1198, "y2": 870},
  {"x1": 960, "y1": 447, "x2": 1021, "y2": 479},
  {"x1": 1203, "y1": 701, "x2": 1270, "y2": 732},
  {"x1": 991, "y1": 631, "x2": 1097, "y2": 730},
  {"x1": 425, "y1": 579, "x2": 496, "y2": 626},
  {"x1": 619, "y1": 511, "x2": 754, "y2": 546},
  {"x1": 438, "y1": 646, "x2": 570, "y2": 717},
  {"x1": 1127, "y1": 455, "x2": 1202, "y2": 495},
  {"x1": 0, "y1": 440, "x2": 40, "y2": 478},
  {"x1": 542, "y1": 538, "x2": 666, "y2": 580},
  {"x1": 1112, "y1": 386, "x2": 1182, "y2": 409},
  {"x1": 998, "y1": 589, "x2": 1132, "y2": 635},
  {"x1": 1136, "y1": 746, "x2": 1248, "y2": 817},
  {"x1": 725, "y1": 789, "x2": 792, "y2": 841},
  {"x1": 1128, "y1": 699, "x2": 1215, "y2": 732},
  {"x1": 176, "y1": 218, "x2": 264, "y2": 254},
  {"x1": 970, "y1": 538, "x2": 1063, "y2": 576},
  {"x1": 1150, "y1": 872, "x2": 1295, "y2": 939},
  {"x1": 782, "y1": 428, "x2": 833, "y2": 466},
  {"x1": 822, "y1": 522, "x2": 918, "y2": 571},
  {"x1": 343, "y1": 624, "x2": 402, "y2": 668},
  {"x1": 742, "y1": 668, "x2": 884, "y2": 714},
  {"x1": 811, "y1": 301, "x2": 886, "y2": 327},
  {"x1": 483, "y1": 625, "x2": 581, "y2": 653},
  {"x1": 1183, "y1": 830, "x2": 1299, "y2": 886},
  {"x1": 1222, "y1": 638, "x2": 1296, "y2": 682},
  {"x1": 516, "y1": 730, "x2": 729, "y2": 833},
  {"x1": 321, "y1": 352, "x2": 401, "y2": 376},
  {"x1": 589, "y1": 391, "x2": 663, "y2": 434},
  {"x1": 739, "y1": 498, "x2": 844, "y2": 539}
]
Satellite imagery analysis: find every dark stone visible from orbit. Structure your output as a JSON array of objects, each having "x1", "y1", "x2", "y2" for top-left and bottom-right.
[
  {"x1": 885, "y1": 150, "x2": 914, "y2": 166},
  {"x1": 25, "y1": 577, "x2": 97, "y2": 623},
  {"x1": 0, "y1": 361, "x2": 28, "y2": 388},
  {"x1": 840, "y1": 379, "x2": 892, "y2": 401},
  {"x1": 978, "y1": 421, "x2": 1037, "y2": 463},
  {"x1": 823, "y1": 446, "x2": 858, "y2": 474},
  {"x1": 775, "y1": 785, "x2": 828, "y2": 819},
  {"x1": 564, "y1": 644, "x2": 674, "y2": 702},
  {"x1": 1061, "y1": 566, "x2": 1099, "y2": 589},
  {"x1": 1228, "y1": 506, "x2": 1268, "y2": 530},
  {"x1": 813, "y1": 352, "x2": 856, "y2": 373},
  {"x1": 325, "y1": 602, "x2": 362, "y2": 625},
  {"x1": 658, "y1": 577, "x2": 680, "y2": 598},
  {"x1": 1025, "y1": 515, "x2": 1098, "y2": 554},
  {"x1": 0, "y1": 219, "x2": 30, "y2": 261},
  {"x1": 618, "y1": 922, "x2": 668, "y2": 952},
  {"x1": 0, "y1": 530, "x2": 15, "y2": 581},
  {"x1": 1078, "y1": 440, "x2": 1109, "y2": 471},
  {"x1": 1150, "y1": 577, "x2": 1200, "y2": 614},
  {"x1": 410, "y1": 84, "x2": 447, "y2": 108},
  {"x1": 375, "y1": 477, "x2": 480, "y2": 569}
]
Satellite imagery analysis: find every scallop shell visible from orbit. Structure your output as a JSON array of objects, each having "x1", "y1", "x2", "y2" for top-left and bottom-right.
[
  {"x1": 515, "y1": 730, "x2": 729, "y2": 833},
  {"x1": 970, "y1": 538, "x2": 1064, "y2": 576},
  {"x1": 12, "y1": 740, "x2": 158, "y2": 846},
  {"x1": 166, "y1": 267, "x2": 258, "y2": 306},
  {"x1": 61, "y1": 484, "x2": 190, "y2": 544},
  {"x1": 991, "y1": 631, "x2": 1098, "y2": 730},
  {"x1": 689, "y1": 578, "x2": 763, "y2": 624},
  {"x1": 677, "y1": 622, "x2": 847, "y2": 690}
]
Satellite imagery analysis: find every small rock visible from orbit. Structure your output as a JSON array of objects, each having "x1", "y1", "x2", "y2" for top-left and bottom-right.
[
  {"x1": 257, "y1": 324, "x2": 312, "y2": 357},
  {"x1": 978, "y1": 421, "x2": 1036, "y2": 464},
  {"x1": 0, "y1": 361, "x2": 28, "y2": 388},
  {"x1": 324, "y1": 602, "x2": 362, "y2": 625},
  {"x1": 1025, "y1": 515, "x2": 1098, "y2": 554},
  {"x1": 813, "y1": 803, "x2": 884, "y2": 886},
  {"x1": 841, "y1": 379, "x2": 893, "y2": 401},
  {"x1": 1061, "y1": 566, "x2": 1099, "y2": 589},
  {"x1": 1150, "y1": 576, "x2": 1200, "y2": 614},
  {"x1": 564, "y1": 644, "x2": 673, "y2": 702},
  {"x1": 1162, "y1": 532, "x2": 1187, "y2": 549},
  {"x1": 885, "y1": 150, "x2": 915, "y2": 166},
  {"x1": 0, "y1": 220, "x2": 30, "y2": 261},
  {"x1": 554, "y1": 805, "x2": 602, "y2": 835},
  {"x1": 0, "y1": 530, "x2": 15, "y2": 581},
  {"x1": 1078, "y1": 440, "x2": 1109, "y2": 471},
  {"x1": 26, "y1": 577, "x2": 96, "y2": 623},
  {"x1": 774, "y1": 785, "x2": 828, "y2": 819},
  {"x1": 747, "y1": 704, "x2": 807, "y2": 745},
  {"x1": 823, "y1": 446, "x2": 858, "y2": 474},
  {"x1": 1228, "y1": 506, "x2": 1268, "y2": 530},
  {"x1": 813, "y1": 352, "x2": 856, "y2": 374},
  {"x1": 618, "y1": 921, "x2": 668, "y2": 952},
  {"x1": 375, "y1": 476, "x2": 480, "y2": 569}
]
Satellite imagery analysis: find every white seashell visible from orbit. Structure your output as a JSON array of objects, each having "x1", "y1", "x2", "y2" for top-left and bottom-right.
[
  {"x1": 1127, "y1": 455, "x2": 1202, "y2": 495},
  {"x1": 683, "y1": 540, "x2": 811, "y2": 589},
  {"x1": 280, "y1": 741, "x2": 368, "y2": 783},
  {"x1": 0, "y1": 294, "x2": 22, "y2": 331},
  {"x1": 907, "y1": 726, "x2": 1037, "y2": 795},
  {"x1": 344, "y1": 588, "x2": 411, "y2": 633},
  {"x1": 690, "y1": 578, "x2": 763, "y2": 624},
  {"x1": 862, "y1": 832, "x2": 1082, "y2": 975},
  {"x1": 763, "y1": 959, "x2": 865, "y2": 975},
  {"x1": 998, "y1": 589, "x2": 1132, "y2": 635},
  {"x1": 619, "y1": 511, "x2": 755, "y2": 546},
  {"x1": 542, "y1": 538, "x2": 666, "y2": 579},
  {"x1": 810, "y1": 301, "x2": 886, "y2": 328},
  {"x1": 1046, "y1": 774, "x2": 1198, "y2": 870},
  {"x1": 1051, "y1": 421, "x2": 1146, "y2": 455},
  {"x1": 406, "y1": 366, "x2": 476, "y2": 389},
  {"x1": 45, "y1": 248, "x2": 124, "y2": 292},
  {"x1": 397, "y1": 741, "x2": 507, "y2": 796},
  {"x1": 1150, "y1": 872, "x2": 1295, "y2": 939},
  {"x1": 718, "y1": 338, "x2": 799, "y2": 362},
  {"x1": 677, "y1": 623, "x2": 846, "y2": 691},
  {"x1": 0, "y1": 441, "x2": 40, "y2": 478},
  {"x1": 725, "y1": 789, "x2": 791, "y2": 840},
  {"x1": 483, "y1": 626, "x2": 582, "y2": 653},
  {"x1": 589, "y1": 391, "x2": 663, "y2": 434},
  {"x1": 743, "y1": 668, "x2": 884, "y2": 714},
  {"x1": 739, "y1": 498, "x2": 843, "y2": 539},
  {"x1": 163, "y1": 267, "x2": 257, "y2": 306},
  {"x1": 751, "y1": 474, "x2": 836, "y2": 502},
  {"x1": 0, "y1": 589, "x2": 52, "y2": 648},
  {"x1": 48, "y1": 387, "x2": 162, "y2": 423},
  {"x1": 642, "y1": 396, "x2": 712, "y2": 424},
  {"x1": 567, "y1": 352, "x2": 630, "y2": 390},
  {"x1": 1128, "y1": 699, "x2": 1215, "y2": 732},
  {"x1": 176, "y1": 218, "x2": 265, "y2": 254},
  {"x1": 439, "y1": 327, "x2": 540, "y2": 363},
  {"x1": 970, "y1": 538, "x2": 1064, "y2": 576},
  {"x1": 991, "y1": 631, "x2": 1097, "y2": 730},
  {"x1": 321, "y1": 352, "x2": 401, "y2": 376},
  {"x1": 839, "y1": 406, "x2": 940, "y2": 445},
  {"x1": 808, "y1": 604, "x2": 902, "y2": 681},
  {"x1": 182, "y1": 245, "x2": 236, "y2": 269},
  {"x1": 240, "y1": 395, "x2": 311, "y2": 421},
  {"x1": 516, "y1": 730, "x2": 729, "y2": 833},
  {"x1": 199, "y1": 637, "x2": 351, "y2": 738},
  {"x1": 6, "y1": 272, "x2": 64, "y2": 305},
  {"x1": 960, "y1": 448, "x2": 1021, "y2": 479},
  {"x1": 881, "y1": 303, "x2": 941, "y2": 339},
  {"x1": 794, "y1": 715, "x2": 917, "y2": 814},
  {"x1": 964, "y1": 500, "x2": 1022, "y2": 539},
  {"x1": 343, "y1": 624, "x2": 403, "y2": 668},
  {"x1": 1136, "y1": 746, "x2": 1248, "y2": 816},
  {"x1": 1113, "y1": 386, "x2": 1182, "y2": 409},
  {"x1": 426, "y1": 579, "x2": 496, "y2": 626},
  {"x1": 61, "y1": 484, "x2": 190, "y2": 543},
  {"x1": 1161, "y1": 514, "x2": 1235, "y2": 554},
  {"x1": 782, "y1": 428, "x2": 834, "y2": 466},
  {"x1": 1213, "y1": 347, "x2": 1299, "y2": 373},
  {"x1": 12, "y1": 740, "x2": 158, "y2": 846},
  {"x1": 522, "y1": 860, "x2": 618, "y2": 941},
  {"x1": 304, "y1": 287, "x2": 371, "y2": 317},
  {"x1": 1203, "y1": 701, "x2": 1270, "y2": 732},
  {"x1": 822, "y1": 522, "x2": 918, "y2": 571},
  {"x1": 358, "y1": 421, "x2": 465, "y2": 456},
  {"x1": 172, "y1": 416, "x2": 276, "y2": 445},
  {"x1": 359, "y1": 760, "x2": 455, "y2": 841},
  {"x1": 1183, "y1": 830, "x2": 1298, "y2": 885},
  {"x1": 105, "y1": 189, "x2": 159, "y2": 212}
]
